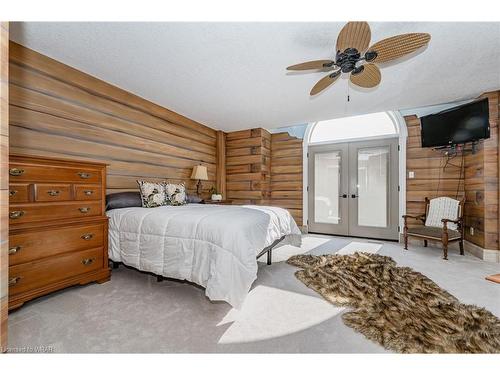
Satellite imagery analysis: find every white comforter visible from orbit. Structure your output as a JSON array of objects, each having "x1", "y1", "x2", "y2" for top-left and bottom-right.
[{"x1": 107, "y1": 204, "x2": 301, "y2": 308}]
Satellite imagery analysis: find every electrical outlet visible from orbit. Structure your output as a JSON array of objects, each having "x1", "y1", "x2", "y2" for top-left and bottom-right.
[
  {"x1": 470, "y1": 227, "x2": 474, "y2": 236},
  {"x1": 408, "y1": 171, "x2": 415, "y2": 179}
]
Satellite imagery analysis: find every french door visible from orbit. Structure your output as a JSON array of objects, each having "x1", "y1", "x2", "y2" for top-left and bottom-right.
[{"x1": 308, "y1": 138, "x2": 399, "y2": 240}]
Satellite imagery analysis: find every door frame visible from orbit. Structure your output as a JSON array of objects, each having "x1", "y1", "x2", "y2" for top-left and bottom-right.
[
  {"x1": 303, "y1": 111, "x2": 408, "y2": 237},
  {"x1": 308, "y1": 138, "x2": 399, "y2": 240}
]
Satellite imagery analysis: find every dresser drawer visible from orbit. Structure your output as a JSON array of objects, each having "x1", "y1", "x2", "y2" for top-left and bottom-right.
[
  {"x1": 34, "y1": 183, "x2": 72, "y2": 202},
  {"x1": 9, "y1": 163, "x2": 101, "y2": 184},
  {"x1": 9, "y1": 247, "x2": 104, "y2": 296},
  {"x1": 9, "y1": 201, "x2": 102, "y2": 225},
  {"x1": 74, "y1": 185, "x2": 101, "y2": 201},
  {"x1": 9, "y1": 222, "x2": 106, "y2": 266},
  {"x1": 9, "y1": 183, "x2": 30, "y2": 203}
]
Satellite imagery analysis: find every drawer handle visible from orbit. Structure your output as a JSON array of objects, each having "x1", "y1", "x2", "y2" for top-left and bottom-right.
[
  {"x1": 9, "y1": 246, "x2": 21, "y2": 255},
  {"x1": 10, "y1": 211, "x2": 25, "y2": 219},
  {"x1": 82, "y1": 258, "x2": 96, "y2": 266},
  {"x1": 9, "y1": 190, "x2": 18, "y2": 196},
  {"x1": 47, "y1": 190, "x2": 60, "y2": 196},
  {"x1": 79, "y1": 207, "x2": 91, "y2": 213},
  {"x1": 9, "y1": 168, "x2": 25, "y2": 176},
  {"x1": 9, "y1": 276, "x2": 21, "y2": 286},
  {"x1": 78, "y1": 172, "x2": 92, "y2": 179},
  {"x1": 84, "y1": 190, "x2": 94, "y2": 196},
  {"x1": 81, "y1": 233, "x2": 94, "y2": 241}
]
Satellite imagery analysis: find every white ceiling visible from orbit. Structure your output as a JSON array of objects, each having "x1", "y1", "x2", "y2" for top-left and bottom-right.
[{"x1": 10, "y1": 22, "x2": 500, "y2": 131}]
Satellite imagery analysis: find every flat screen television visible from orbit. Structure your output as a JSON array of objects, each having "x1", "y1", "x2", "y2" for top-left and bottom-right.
[{"x1": 420, "y1": 99, "x2": 490, "y2": 148}]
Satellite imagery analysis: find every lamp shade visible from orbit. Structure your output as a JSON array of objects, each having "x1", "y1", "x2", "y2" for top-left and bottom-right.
[{"x1": 191, "y1": 165, "x2": 208, "y2": 180}]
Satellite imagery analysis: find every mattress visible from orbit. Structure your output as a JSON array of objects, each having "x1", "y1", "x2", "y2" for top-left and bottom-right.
[{"x1": 107, "y1": 204, "x2": 302, "y2": 308}]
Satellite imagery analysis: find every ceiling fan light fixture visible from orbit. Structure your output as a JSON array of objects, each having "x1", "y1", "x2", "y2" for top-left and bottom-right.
[{"x1": 287, "y1": 22, "x2": 431, "y2": 95}]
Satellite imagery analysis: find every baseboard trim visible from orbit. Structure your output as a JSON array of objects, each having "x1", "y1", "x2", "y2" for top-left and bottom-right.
[
  {"x1": 398, "y1": 234, "x2": 500, "y2": 263},
  {"x1": 464, "y1": 241, "x2": 500, "y2": 263}
]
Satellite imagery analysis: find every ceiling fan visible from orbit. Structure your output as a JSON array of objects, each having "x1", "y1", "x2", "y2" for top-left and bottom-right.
[{"x1": 287, "y1": 22, "x2": 431, "y2": 95}]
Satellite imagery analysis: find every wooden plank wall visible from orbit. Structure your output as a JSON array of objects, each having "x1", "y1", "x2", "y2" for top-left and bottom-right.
[
  {"x1": 405, "y1": 91, "x2": 499, "y2": 250},
  {"x1": 270, "y1": 132, "x2": 303, "y2": 225},
  {"x1": 8, "y1": 42, "x2": 217, "y2": 198},
  {"x1": 225, "y1": 129, "x2": 303, "y2": 225},
  {"x1": 0, "y1": 22, "x2": 8, "y2": 352},
  {"x1": 225, "y1": 128, "x2": 271, "y2": 204},
  {"x1": 215, "y1": 131, "x2": 226, "y2": 198},
  {"x1": 467, "y1": 91, "x2": 498, "y2": 250},
  {"x1": 405, "y1": 114, "x2": 466, "y2": 225}
]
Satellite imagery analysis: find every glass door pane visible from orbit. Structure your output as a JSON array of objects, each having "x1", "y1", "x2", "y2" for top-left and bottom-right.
[
  {"x1": 314, "y1": 152, "x2": 341, "y2": 224},
  {"x1": 357, "y1": 147, "x2": 389, "y2": 228}
]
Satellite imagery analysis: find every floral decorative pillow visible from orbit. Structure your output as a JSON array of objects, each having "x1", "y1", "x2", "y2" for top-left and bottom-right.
[
  {"x1": 137, "y1": 180, "x2": 166, "y2": 208},
  {"x1": 165, "y1": 182, "x2": 187, "y2": 206}
]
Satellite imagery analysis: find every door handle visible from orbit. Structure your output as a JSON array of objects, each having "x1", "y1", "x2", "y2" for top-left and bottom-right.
[
  {"x1": 82, "y1": 258, "x2": 96, "y2": 266},
  {"x1": 339, "y1": 194, "x2": 348, "y2": 198},
  {"x1": 9, "y1": 276, "x2": 21, "y2": 286},
  {"x1": 9, "y1": 246, "x2": 21, "y2": 255},
  {"x1": 9, "y1": 168, "x2": 25, "y2": 176},
  {"x1": 77, "y1": 172, "x2": 92, "y2": 179},
  {"x1": 81, "y1": 233, "x2": 94, "y2": 241},
  {"x1": 351, "y1": 194, "x2": 359, "y2": 198},
  {"x1": 10, "y1": 211, "x2": 25, "y2": 219}
]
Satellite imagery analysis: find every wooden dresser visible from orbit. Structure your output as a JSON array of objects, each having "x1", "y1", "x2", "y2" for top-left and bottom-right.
[{"x1": 8, "y1": 154, "x2": 110, "y2": 310}]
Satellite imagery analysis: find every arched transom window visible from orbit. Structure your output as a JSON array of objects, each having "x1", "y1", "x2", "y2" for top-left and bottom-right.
[{"x1": 310, "y1": 112, "x2": 398, "y2": 144}]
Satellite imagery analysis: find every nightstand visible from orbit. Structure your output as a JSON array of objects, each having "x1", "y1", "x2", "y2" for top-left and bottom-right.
[{"x1": 201, "y1": 200, "x2": 233, "y2": 205}]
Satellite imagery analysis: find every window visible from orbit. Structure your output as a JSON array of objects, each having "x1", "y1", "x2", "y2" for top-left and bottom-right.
[{"x1": 310, "y1": 112, "x2": 397, "y2": 144}]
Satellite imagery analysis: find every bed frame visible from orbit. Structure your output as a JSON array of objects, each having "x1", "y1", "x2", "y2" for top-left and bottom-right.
[
  {"x1": 256, "y1": 235, "x2": 285, "y2": 265},
  {"x1": 109, "y1": 235, "x2": 286, "y2": 282}
]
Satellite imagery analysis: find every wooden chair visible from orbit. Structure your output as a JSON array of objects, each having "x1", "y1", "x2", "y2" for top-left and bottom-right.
[{"x1": 403, "y1": 197, "x2": 464, "y2": 260}]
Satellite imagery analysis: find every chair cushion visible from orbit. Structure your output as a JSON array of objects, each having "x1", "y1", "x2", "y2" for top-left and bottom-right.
[
  {"x1": 425, "y1": 197, "x2": 459, "y2": 230},
  {"x1": 407, "y1": 226, "x2": 461, "y2": 240}
]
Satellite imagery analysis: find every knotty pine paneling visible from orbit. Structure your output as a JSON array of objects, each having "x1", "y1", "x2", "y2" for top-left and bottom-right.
[
  {"x1": 0, "y1": 22, "x2": 8, "y2": 352},
  {"x1": 270, "y1": 132, "x2": 303, "y2": 225},
  {"x1": 8, "y1": 42, "x2": 217, "y2": 197},
  {"x1": 478, "y1": 91, "x2": 499, "y2": 249},
  {"x1": 216, "y1": 131, "x2": 227, "y2": 198},
  {"x1": 405, "y1": 91, "x2": 499, "y2": 250},
  {"x1": 225, "y1": 128, "x2": 271, "y2": 204},
  {"x1": 224, "y1": 129, "x2": 303, "y2": 225}
]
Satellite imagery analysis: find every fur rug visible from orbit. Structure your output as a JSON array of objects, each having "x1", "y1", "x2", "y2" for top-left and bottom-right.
[{"x1": 287, "y1": 252, "x2": 500, "y2": 353}]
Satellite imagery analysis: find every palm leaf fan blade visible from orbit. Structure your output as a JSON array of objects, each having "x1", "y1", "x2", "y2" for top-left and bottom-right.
[
  {"x1": 367, "y1": 33, "x2": 431, "y2": 63},
  {"x1": 350, "y1": 64, "x2": 381, "y2": 88},
  {"x1": 287, "y1": 60, "x2": 335, "y2": 70},
  {"x1": 336, "y1": 22, "x2": 371, "y2": 52},
  {"x1": 310, "y1": 73, "x2": 341, "y2": 95}
]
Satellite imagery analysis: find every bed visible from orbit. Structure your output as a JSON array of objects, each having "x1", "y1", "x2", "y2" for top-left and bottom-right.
[{"x1": 107, "y1": 203, "x2": 302, "y2": 308}]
